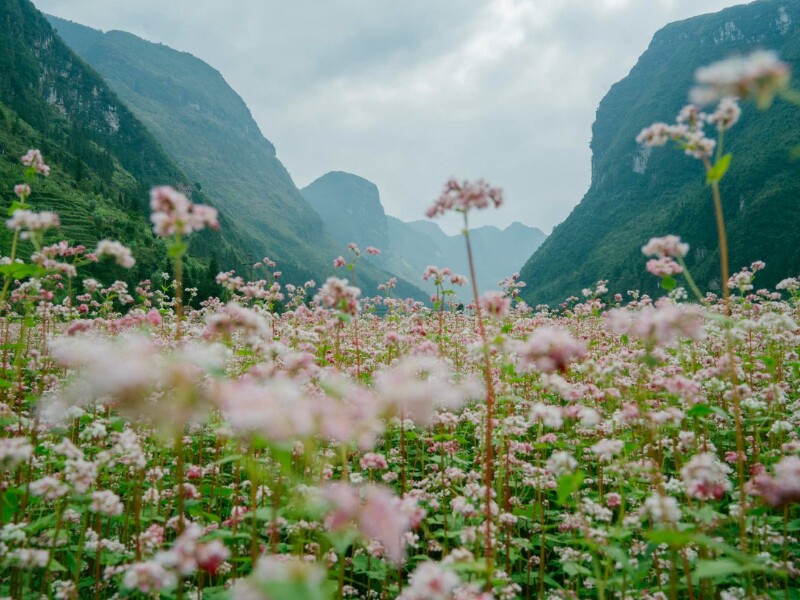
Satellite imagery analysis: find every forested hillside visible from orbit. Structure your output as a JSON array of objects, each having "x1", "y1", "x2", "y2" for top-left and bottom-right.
[
  {"x1": 520, "y1": 0, "x2": 800, "y2": 306},
  {"x1": 0, "y1": 0, "x2": 248, "y2": 293}
]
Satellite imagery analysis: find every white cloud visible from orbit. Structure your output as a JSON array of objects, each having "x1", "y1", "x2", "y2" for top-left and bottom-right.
[{"x1": 34, "y1": 0, "x2": 748, "y2": 233}]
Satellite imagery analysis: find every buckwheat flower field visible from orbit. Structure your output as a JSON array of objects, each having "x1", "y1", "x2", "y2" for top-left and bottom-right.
[{"x1": 0, "y1": 52, "x2": 798, "y2": 600}]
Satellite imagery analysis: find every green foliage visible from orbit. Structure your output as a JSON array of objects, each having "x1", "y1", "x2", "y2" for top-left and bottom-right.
[
  {"x1": 0, "y1": 0, "x2": 249, "y2": 290},
  {"x1": 520, "y1": 0, "x2": 800, "y2": 306}
]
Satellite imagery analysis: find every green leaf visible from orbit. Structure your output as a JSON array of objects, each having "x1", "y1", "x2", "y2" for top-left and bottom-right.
[
  {"x1": 557, "y1": 471, "x2": 584, "y2": 504},
  {"x1": 0, "y1": 263, "x2": 39, "y2": 278},
  {"x1": 257, "y1": 579, "x2": 336, "y2": 600},
  {"x1": 1, "y1": 487, "x2": 22, "y2": 522},
  {"x1": 693, "y1": 558, "x2": 748, "y2": 579},
  {"x1": 449, "y1": 559, "x2": 489, "y2": 574},
  {"x1": 661, "y1": 275, "x2": 677, "y2": 291},
  {"x1": 687, "y1": 404, "x2": 713, "y2": 418},
  {"x1": 188, "y1": 505, "x2": 221, "y2": 523},
  {"x1": 710, "y1": 406, "x2": 731, "y2": 420},
  {"x1": 786, "y1": 519, "x2": 800, "y2": 532},
  {"x1": 647, "y1": 528, "x2": 695, "y2": 547},
  {"x1": 706, "y1": 153, "x2": 732, "y2": 184},
  {"x1": 168, "y1": 242, "x2": 188, "y2": 258},
  {"x1": 49, "y1": 558, "x2": 68, "y2": 572}
]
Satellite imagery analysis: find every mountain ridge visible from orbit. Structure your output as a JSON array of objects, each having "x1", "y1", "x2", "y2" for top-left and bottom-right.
[
  {"x1": 46, "y1": 14, "x2": 427, "y2": 300},
  {"x1": 302, "y1": 171, "x2": 547, "y2": 301}
]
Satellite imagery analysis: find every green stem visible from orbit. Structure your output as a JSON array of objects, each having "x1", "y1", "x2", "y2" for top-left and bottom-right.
[
  {"x1": 676, "y1": 256, "x2": 706, "y2": 305},
  {"x1": 462, "y1": 212, "x2": 496, "y2": 589}
]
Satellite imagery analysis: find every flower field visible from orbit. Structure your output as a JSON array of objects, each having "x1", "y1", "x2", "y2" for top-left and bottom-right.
[{"x1": 0, "y1": 53, "x2": 798, "y2": 600}]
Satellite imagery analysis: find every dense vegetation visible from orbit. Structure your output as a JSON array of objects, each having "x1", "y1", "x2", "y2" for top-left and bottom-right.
[
  {"x1": 0, "y1": 0, "x2": 253, "y2": 297},
  {"x1": 520, "y1": 0, "x2": 800, "y2": 307},
  {"x1": 0, "y1": 150, "x2": 797, "y2": 598}
]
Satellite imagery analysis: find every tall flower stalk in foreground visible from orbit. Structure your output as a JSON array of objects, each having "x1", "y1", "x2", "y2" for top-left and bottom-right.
[
  {"x1": 636, "y1": 50, "x2": 792, "y2": 570},
  {"x1": 149, "y1": 186, "x2": 219, "y2": 339},
  {"x1": 426, "y1": 177, "x2": 503, "y2": 584},
  {"x1": 638, "y1": 50, "x2": 791, "y2": 315},
  {"x1": 0, "y1": 151, "x2": 52, "y2": 311}
]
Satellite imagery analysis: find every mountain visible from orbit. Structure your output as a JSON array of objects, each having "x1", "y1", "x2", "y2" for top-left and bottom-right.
[
  {"x1": 397, "y1": 220, "x2": 547, "y2": 301},
  {"x1": 520, "y1": 0, "x2": 800, "y2": 306},
  {"x1": 302, "y1": 171, "x2": 389, "y2": 252},
  {"x1": 0, "y1": 0, "x2": 249, "y2": 290},
  {"x1": 302, "y1": 171, "x2": 547, "y2": 301},
  {"x1": 46, "y1": 15, "x2": 425, "y2": 299}
]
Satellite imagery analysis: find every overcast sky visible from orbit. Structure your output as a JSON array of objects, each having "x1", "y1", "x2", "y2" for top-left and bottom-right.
[{"x1": 34, "y1": 0, "x2": 747, "y2": 234}]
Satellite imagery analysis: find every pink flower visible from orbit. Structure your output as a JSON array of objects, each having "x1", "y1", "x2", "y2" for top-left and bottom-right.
[
  {"x1": 426, "y1": 178, "x2": 503, "y2": 218},
  {"x1": 0, "y1": 437, "x2": 33, "y2": 470},
  {"x1": 20, "y1": 149, "x2": 50, "y2": 176},
  {"x1": 681, "y1": 452, "x2": 732, "y2": 500},
  {"x1": 360, "y1": 453, "x2": 388, "y2": 470},
  {"x1": 398, "y1": 562, "x2": 461, "y2": 600},
  {"x1": 365, "y1": 246, "x2": 381, "y2": 255},
  {"x1": 314, "y1": 277, "x2": 361, "y2": 316},
  {"x1": 358, "y1": 486, "x2": 411, "y2": 564},
  {"x1": 751, "y1": 456, "x2": 800, "y2": 507},
  {"x1": 691, "y1": 50, "x2": 790, "y2": 108},
  {"x1": 6, "y1": 210, "x2": 60, "y2": 239},
  {"x1": 333, "y1": 256, "x2": 347, "y2": 268},
  {"x1": 123, "y1": 562, "x2": 176, "y2": 594},
  {"x1": 641, "y1": 235, "x2": 690, "y2": 258},
  {"x1": 605, "y1": 303, "x2": 705, "y2": 347},
  {"x1": 149, "y1": 186, "x2": 219, "y2": 237},
  {"x1": 95, "y1": 240, "x2": 136, "y2": 268},
  {"x1": 480, "y1": 291, "x2": 510, "y2": 319},
  {"x1": 516, "y1": 327, "x2": 587, "y2": 373},
  {"x1": 189, "y1": 203, "x2": 219, "y2": 230},
  {"x1": 637, "y1": 110, "x2": 716, "y2": 160},
  {"x1": 324, "y1": 484, "x2": 413, "y2": 564},
  {"x1": 707, "y1": 97, "x2": 741, "y2": 131},
  {"x1": 635, "y1": 123, "x2": 671, "y2": 146},
  {"x1": 195, "y1": 540, "x2": 230, "y2": 575},
  {"x1": 13, "y1": 184, "x2": 31, "y2": 199},
  {"x1": 646, "y1": 257, "x2": 683, "y2": 277},
  {"x1": 90, "y1": 490, "x2": 124, "y2": 516},
  {"x1": 186, "y1": 465, "x2": 203, "y2": 479},
  {"x1": 146, "y1": 309, "x2": 163, "y2": 326}
]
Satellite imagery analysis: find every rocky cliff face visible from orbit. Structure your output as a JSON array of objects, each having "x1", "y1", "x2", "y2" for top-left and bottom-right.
[{"x1": 520, "y1": 0, "x2": 800, "y2": 306}]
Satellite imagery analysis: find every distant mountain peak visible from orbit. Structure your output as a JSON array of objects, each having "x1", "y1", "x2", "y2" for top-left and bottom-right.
[{"x1": 303, "y1": 172, "x2": 547, "y2": 300}]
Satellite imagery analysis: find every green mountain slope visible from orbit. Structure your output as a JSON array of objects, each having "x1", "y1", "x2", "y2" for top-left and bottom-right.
[
  {"x1": 47, "y1": 16, "x2": 425, "y2": 299},
  {"x1": 303, "y1": 171, "x2": 547, "y2": 301},
  {"x1": 520, "y1": 0, "x2": 800, "y2": 306},
  {"x1": 0, "y1": 0, "x2": 248, "y2": 288}
]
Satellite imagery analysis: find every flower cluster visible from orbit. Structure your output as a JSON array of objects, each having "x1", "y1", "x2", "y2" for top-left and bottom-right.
[
  {"x1": 691, "y1": 49, "x2": 790, "y2": 108},
  {"x1": 426, "y1": 178, "x2": 503, "y2": 218},
  {"x1": 149, "y1": 186, "x2": 219, "y2": 237}
]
